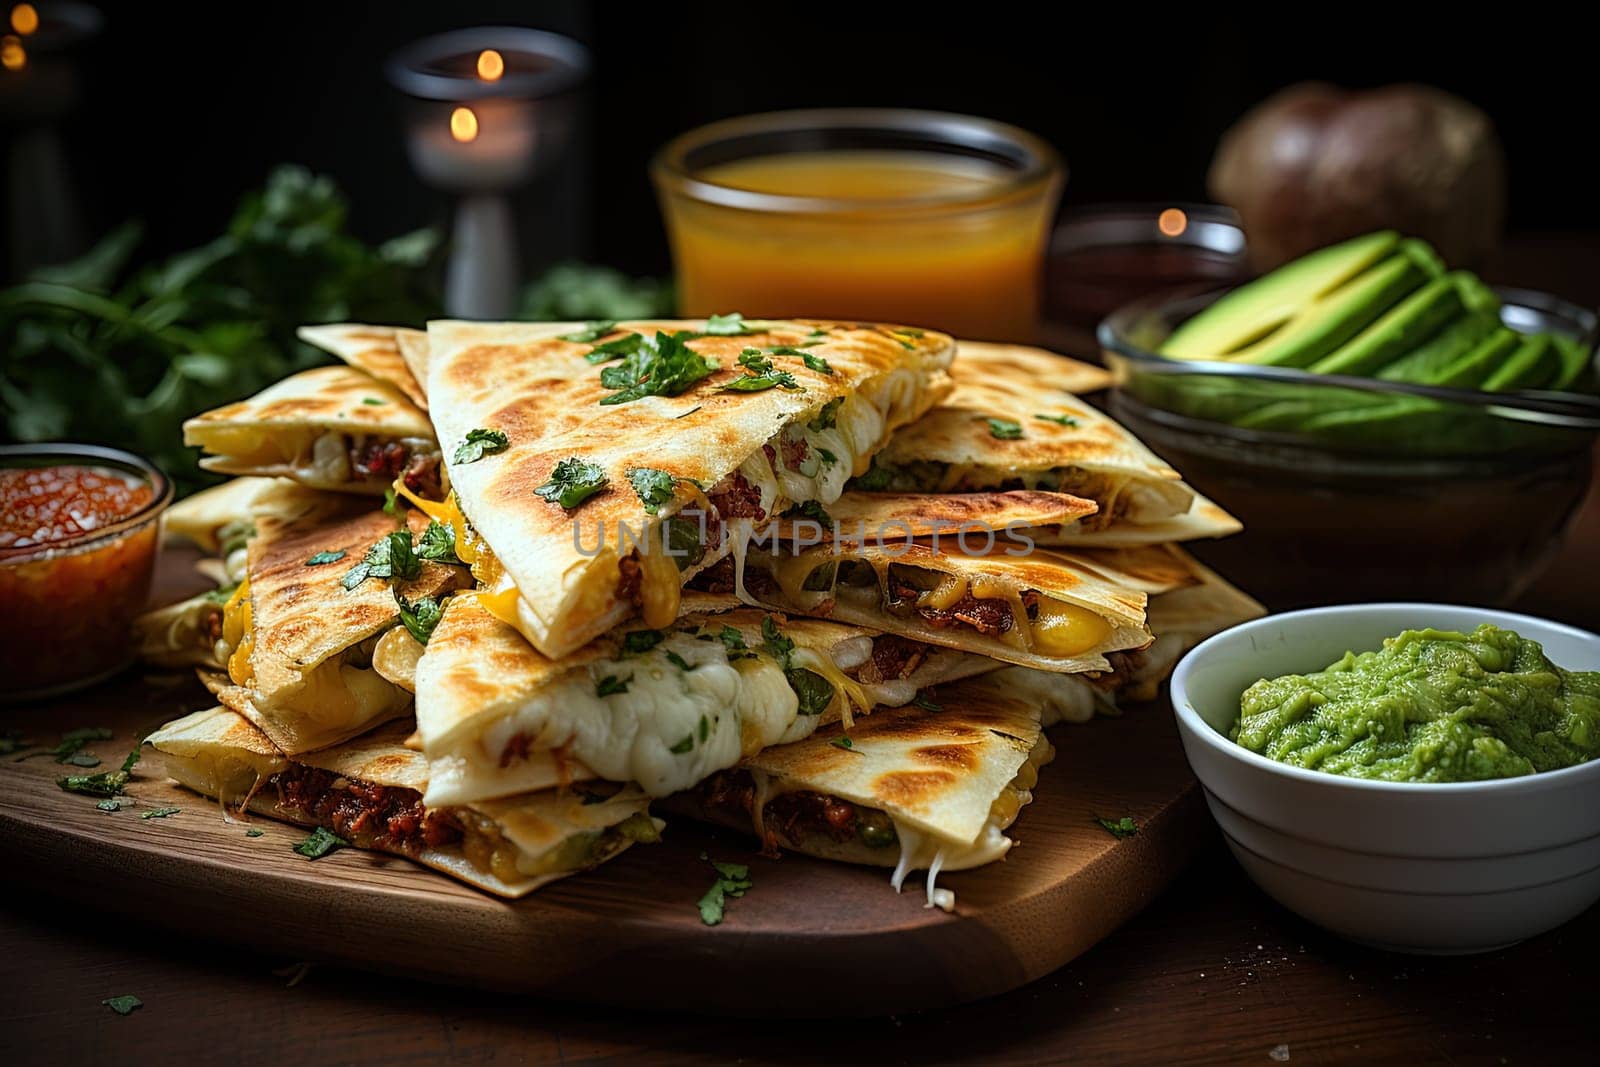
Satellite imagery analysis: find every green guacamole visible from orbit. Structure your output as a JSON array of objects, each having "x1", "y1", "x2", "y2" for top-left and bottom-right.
[{"x1": 1231, "y1": 624, "x2": 1600, "y2": 782}]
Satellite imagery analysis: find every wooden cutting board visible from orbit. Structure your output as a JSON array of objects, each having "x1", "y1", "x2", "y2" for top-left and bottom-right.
[
  {"x1": 0, "y1": 680, "x2": 1203, "y2": 1018},
  {"x1": 0, "y1": 556, "x2": 1207, "y2": 1018}
]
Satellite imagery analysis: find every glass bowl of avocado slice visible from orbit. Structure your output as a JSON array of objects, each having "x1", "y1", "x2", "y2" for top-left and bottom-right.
[{"x1": 1097, "y1": 231, "x2": 1600, "y2": 609}]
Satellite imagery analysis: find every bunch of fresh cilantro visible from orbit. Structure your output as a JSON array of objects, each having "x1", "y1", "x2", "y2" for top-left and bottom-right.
[{"x1": 0, "y1": 165, "x2": 442, "y2": 492}]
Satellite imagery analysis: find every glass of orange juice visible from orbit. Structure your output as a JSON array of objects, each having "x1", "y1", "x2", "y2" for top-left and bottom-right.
[{"x1": 651, "y1": 109, "x2": 1064, "y2": 342}]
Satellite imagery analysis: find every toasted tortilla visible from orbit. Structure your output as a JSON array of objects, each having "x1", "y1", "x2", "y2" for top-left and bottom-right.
[
  {"x1": 147, "y1": 707, "x2": 656, "y2": 898},
  {"x1": 183, "y1": 365, "x2": 436, "y2": 494},
  {"x1": 163, "y1": 477, "x2": 332, "y2": 554},
  {"x1": 712, "y1": 533, "x2": 1154, "y2": 672},
  {"x1": 1032, "y1": 489, "x2": 1241, "y2": 547},
  {"x1": 425, "y1": 318, "x2": 955, "y2": 659},
  {"x1": 671, "y1": 673, "x2": 1055, "y2": 910},
  {"x1": 862, "y1": 342, "x2": 1196, "y2": 530},
  {"x1": 413, "y1": 593, "x2": 1006, "y2": 808},
  {"x1": 298, "y1": 323, "x2": 429, "y2": 410},
  {"x1": 220, "y1": 507, "x2": 471, "y2": 753}
]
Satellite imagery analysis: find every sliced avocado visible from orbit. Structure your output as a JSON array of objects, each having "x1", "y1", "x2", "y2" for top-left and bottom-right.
[
  {"x1": 1308, "y1": 272, "x2": 1469, "y2": 378},
  {"x1": 1229, "y1": 240, "x2": 1442, "y2": 368},
  {"x1": 1550, "y1": 335, "x2": 1594, "y2": 392},
  {"x1": 1482, "y1": 335, "x2": 1560, "y2": 392},
  {"x1": 1376, "y1": 308, "x2": 1499, "y2": 384},
  {"x1": 1430, "y1": 328, "x2": 1520, "y2": 389},
  {"x1": 1159, "y1": 231, "x2": 1402, "y2": 359}
]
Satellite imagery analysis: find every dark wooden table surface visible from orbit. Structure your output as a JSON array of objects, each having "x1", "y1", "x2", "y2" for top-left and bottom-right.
[{"x1": 6, "y1": 234, "x2": 1599, "y2": 1065}]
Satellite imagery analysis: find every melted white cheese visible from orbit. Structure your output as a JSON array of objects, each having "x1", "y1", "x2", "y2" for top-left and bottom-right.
[{"x1": 426, "y1": 631, "x2": 823, "y2": 805}]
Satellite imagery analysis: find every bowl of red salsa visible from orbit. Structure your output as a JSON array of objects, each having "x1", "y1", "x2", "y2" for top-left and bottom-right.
[{"x1": 0, "y1": 444, "x2": 173, "y2": 701}]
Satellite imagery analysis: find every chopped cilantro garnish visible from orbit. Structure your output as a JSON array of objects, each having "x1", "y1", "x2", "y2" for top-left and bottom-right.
[
  {"x1": 139, "y1": 807, "x2": 181, "y2": 820},
  {"x1": 782, "y1": 500, "x2": 833, "y2": 526},
  {"x1": 1096, "y1": 816, "x2": 1139, "y2": 839},
  {"x1": 831, "y1": 736, "x2": 854, "y2": 751},
  {"x1": 738, "y1": 348, "x2": 775, "y2": 374},
  {"x1": 787, "y1": 669, "x2": 834, "y2": 716},
  {"x1": 724, "y1": 348, "x2": 801, "y2": 391},
  {"x1": 698, "y1": 714, "x2": 710, "y2": 743},
  {"x1": 394, "y1": 589, "x2": 445, "y2": 645},
  {"x1": 598, "y1": 331, "x2": 718, "y2": 404},
  {"x1": 669, "y1": 733, "x2": 694, "y2": 755},
  {"x1": 415, "y1": 520, "x2": 461, "y2": 564},
  {"x1": 718, "y1": 625, "x2": 752, "y2": 658},
  {"x1": 809, "y1": 397, "x2": 842, "y2": 431},
  {"x1": 382, "y1": 485, "x2": 400, "y2": 517},
  {"x1": 202, "y1": 581, "x2": 240, "y2": 606},
  {"x1": 361, "y1": 397, "x2": 385, "y2": 405},
  {"x1": 293, "y1": 826, "x2": 348, "y2": 859},
  {"x1": 622, "y1": 629, "x2": 665, "y2": 655},
  {"x1": 57, "y1": 747, "x2": 140, "y2": 797},
  {"x1": 454, "y1": 427, "x2": 510, "y2": 464},
  {"x1": 304, "y1": 549, "x2": 346, "y2": 566},
  {"x1": 583, "y1": 331, "x2": 650, "y2": 364},
  {"x1": 1034, "y1": 413, "x2": 1080, "y2": 427},
  {"x1": 342, "y1": 529, "x2": 420, "y2": 590},
  {"x1": 560, "y1": 319, "x2": 618, "y2": 343},
  {"x1": 596, "y1": 674, "x2": 631, "y2": 697},
  {"x1": 96, "y1": 797, "x2": 133, "y2": 812},
  {"x1": 697, "y1": 858, "x2": 752, "y2": 925},
  {"x1": 245, "y1": 828, "x2": 265, "y2": 837},
  {"x1": 534, "y1": 457, "x2": 609, "y2": 510},
  {"x1": 800, "y1": 352, "x2": 834, "y2": 375},
  {"x1": 101, "y1": 995, "x2": 142, "y2": 1016},
  {"x1": 626, "y1": 467, "x2": 677, "y2": 515},
  {"x1": 664, "y1": 650, "x2": 695, "y2": 672},
  {"x1": 852, "y1": 461, "x2": 894, "y2": 491},
  {"x1": 911, "y1": 692, "x2": 944, "y2": 713},
  {"x1": 817, "y1": 448, "x2": 837, "y2": 466},
  {"x1": 760, "y1": 616, "x2": 794, "y2": 669},
  {"x1": 987, "y1": 418, "x2": 1024, "y2": 440},
  {"x1": 704, "y1": 311, "x2": 749, "y2": 335}
]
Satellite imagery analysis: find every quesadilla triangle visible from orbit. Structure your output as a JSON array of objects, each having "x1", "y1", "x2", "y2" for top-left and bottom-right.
[
  {"x1": 210, "y1": 505, "x2": 472, "y2": 753},
  {"x1": 989, "y1": 546, "x2": 1266, "y2": 724},
  {"x1": 671, "y1": 673, "x2": 1055, "y2": 912},
  {"x1": 183, "y1": 365, "x2": 442, "y2": 497},
  {"x1": 693, "y1": 526, "x2": 1158, "y2": 672},
  {"x1": 147, "y1": 708, "x2": 660, "y2": 898},
  {"x1": 298, "y1": 323, "x2": 429, "y2": 410},
  {"x1": 413, "y1": 595, "x2": 1008, "y2": 808},
  {"x1": 854, "y1": 341, "x2": 1207, "y2": 539},
  {"x1": 161, "y1": 476, "x2": 346, "y2": 584},
  {"x1": 422, "y1": 317, "x2": 955, "y2": 660}
]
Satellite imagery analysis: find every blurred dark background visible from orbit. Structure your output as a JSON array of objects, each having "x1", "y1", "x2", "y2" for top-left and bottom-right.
[{"x1": 9, "y1": 1, "x2": 1599, "y2": 282}]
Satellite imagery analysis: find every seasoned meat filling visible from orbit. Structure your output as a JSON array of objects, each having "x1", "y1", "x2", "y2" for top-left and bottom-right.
[{"x1": 270, "y1": 764, "x2": 461, "y2": 854}]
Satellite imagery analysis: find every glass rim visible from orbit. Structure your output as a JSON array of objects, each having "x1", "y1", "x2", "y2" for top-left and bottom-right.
[
  {"x1": 650, "y1": 108, "x2": 1064, "y2": 216},
  {"x1": 0, "y1": 442, "x2": 173, "y2": 563}
]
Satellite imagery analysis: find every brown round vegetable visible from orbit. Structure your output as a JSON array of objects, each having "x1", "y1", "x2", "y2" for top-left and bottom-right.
[{"x1": 1209, "y1": 82, "x2": 1506, "y2": 271}]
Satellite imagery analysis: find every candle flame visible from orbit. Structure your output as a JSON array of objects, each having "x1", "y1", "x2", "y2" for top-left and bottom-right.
[
  {"x1": 476, "y1": 49, "x2": 504, "y2": 81},
  {"x1": 1157, "y1": 208, "x2": 1188, "y2": 238},
  {"x1": 10, "y1": 3, "x2": 37, "y2": 35},
  {"x1": 0, "y1": 33, "x2": 23, "y2": 71},
  {"x1": 450, "y1": 106, "x2": 479, "y2": 143}
]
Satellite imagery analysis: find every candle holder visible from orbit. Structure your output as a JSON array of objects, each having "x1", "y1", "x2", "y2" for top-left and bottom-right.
[
  {"x1": 1, "y1": 1, "x2": 103, "y2": 279},
  {"x1": 386, "y1": 27, "x2": 590, "y2": 320}
]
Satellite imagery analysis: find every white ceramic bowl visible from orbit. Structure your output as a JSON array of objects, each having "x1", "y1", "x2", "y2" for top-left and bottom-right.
[{"x1": 1171, "y1": 603, "x2": 1600, "y2": 954}]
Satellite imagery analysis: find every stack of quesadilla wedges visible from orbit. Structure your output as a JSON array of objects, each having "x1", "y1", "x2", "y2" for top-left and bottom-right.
[{"x1": 139, "y1": 317, "x2": 1259, "y2": 908}]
